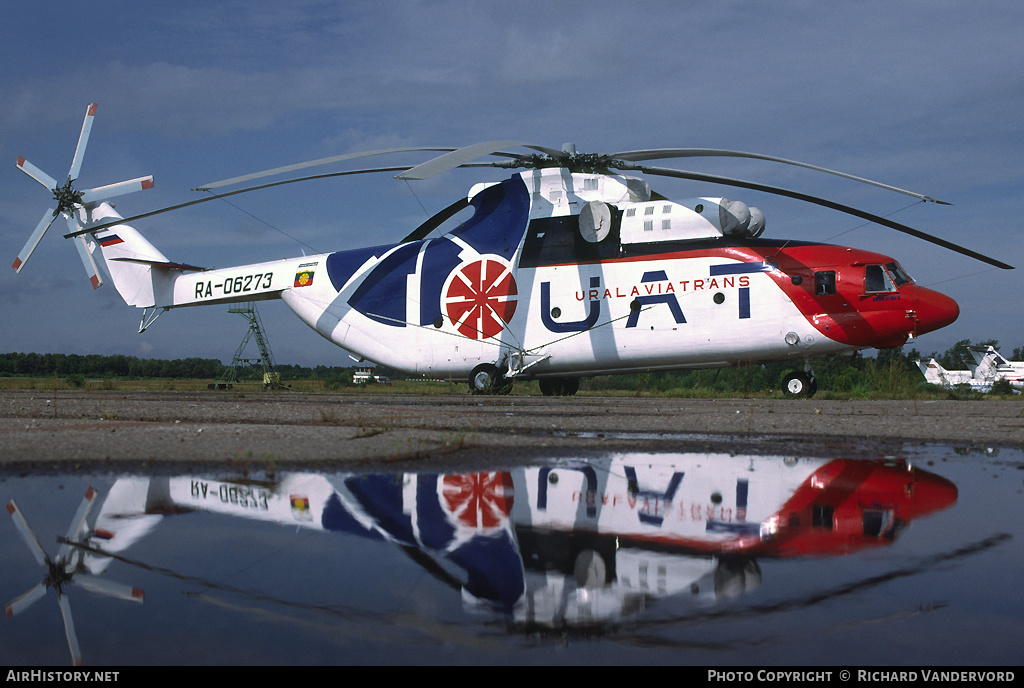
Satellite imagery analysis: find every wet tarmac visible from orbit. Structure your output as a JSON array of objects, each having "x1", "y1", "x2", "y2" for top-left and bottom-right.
[
  {"x1": 1, "y1": 390, "x2": 1022, "y2": 468},
  {"x1": 2, "y1": 444, "x2": 1022, "y2": 666},
  {"x1": 1, "y1": 391, "x2": 1022, "y2": 665}
]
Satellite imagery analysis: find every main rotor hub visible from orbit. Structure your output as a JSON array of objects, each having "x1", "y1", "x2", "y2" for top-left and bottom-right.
[{"x1": 526, "y1": 151, "x2": 615, "y2": 174}]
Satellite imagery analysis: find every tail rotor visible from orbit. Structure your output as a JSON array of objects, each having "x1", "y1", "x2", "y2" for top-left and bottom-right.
[
  {"x1": 12, "y1": 103, "x2": 155, "y2": 286},
  {"x1": 4, "y1": 487, "x2": 145, "y2": 666}
]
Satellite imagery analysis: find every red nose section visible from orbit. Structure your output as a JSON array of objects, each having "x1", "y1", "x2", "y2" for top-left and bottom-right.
[
  {"x1": 906, "y1": 467, "x2": 959, "y2": 519},
  {"x1": 913, "y1": 286, "x2": 960, "y2": 336}
]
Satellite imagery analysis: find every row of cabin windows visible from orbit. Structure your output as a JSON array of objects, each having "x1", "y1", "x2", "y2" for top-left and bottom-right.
[{"x1": 813, "y1": 263, "x2": 913, "y2": 296}]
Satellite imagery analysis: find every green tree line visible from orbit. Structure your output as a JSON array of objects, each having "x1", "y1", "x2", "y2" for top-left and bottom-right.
[
  {"x1": 2, "y1": 339, "x2": 1021, "y2": 396},
  {"x1": 0, "y1": 352, "x2": 354, "y2": 381}
]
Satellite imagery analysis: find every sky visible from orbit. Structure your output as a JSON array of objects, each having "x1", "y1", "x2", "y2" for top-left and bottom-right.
[{"x1": 2, "y1": 0, "x2": 1022, "y2": 368}]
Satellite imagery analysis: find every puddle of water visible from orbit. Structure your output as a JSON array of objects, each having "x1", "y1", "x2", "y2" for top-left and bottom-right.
[{"x1": 1, "y1": 445, "x2": 1021, "y2": 666}]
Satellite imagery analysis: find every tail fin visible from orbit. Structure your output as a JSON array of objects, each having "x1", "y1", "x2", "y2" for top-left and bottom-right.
[
  {"x1": 78, "y1": 203, "x2": 184, "y2": 308},
  {"x1": 916, "y1": 358, "x2": 946, "y2": 386},
  {"x1": 916, "y1": 358, "x2": 975, "y2": 387},
  {"x1": 79, "y1": 202, "x2": 167, "y2": 307},
  {"x1": 966, "y1": 345, "x2": 1002, "y2": 381}
]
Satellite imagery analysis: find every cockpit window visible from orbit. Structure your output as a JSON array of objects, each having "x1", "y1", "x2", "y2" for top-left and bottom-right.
[
  {"x1": 864, "y1": 264, "x2": 896, "y2": 293},
  {"x1": 886, "y1": 262, "x2": 913, "y2": 287}
]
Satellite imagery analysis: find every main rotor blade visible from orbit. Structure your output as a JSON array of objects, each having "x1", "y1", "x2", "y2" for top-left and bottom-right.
[
  {"x1": 80, "y1": 175, "x2": 155, "y2": 204},
  {"x1": 66, "y1": 165, "x2": 414, "y2": 238},
  {"x1": 57, "y1": 594, "x2": 83, "y2": 666},
  {"x1": 5, "y1": 583, "x2": 47, "y2": 617},
  {"x1": 12, "y1": 208, "x2": 59, "y2": 272},
  {"x1": 611, "y1": 148, "x2": 950, "y2": 204},
  {"x1": 196, "y1": 147, "x2": 458, "y2": 190},
  {"x1": 624, "y1": 162, "x2": 1013, "y2": 270},
  {"x1": 57, "y1": 487, "x2": 97, "y2": 564},
  {"x1": 7, "y1": 500, "x2": 49, "y2": 567},
  {"x1": 16, "y1": 156, "x2": 58, "y2": 191},
  {"x1": 76, "y1": 575, "x2": 144, "y2": 603},
  {"x1": 396, "y1": 141, "x2": 530, "y2": 180},
  {"x1": 68, "y1": 103, "x2": 97, "y2": 182}
]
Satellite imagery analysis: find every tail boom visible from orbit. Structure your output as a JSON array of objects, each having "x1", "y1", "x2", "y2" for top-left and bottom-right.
[{"x1": 82, "y1": 203, "x2": 311, "y2": 310}]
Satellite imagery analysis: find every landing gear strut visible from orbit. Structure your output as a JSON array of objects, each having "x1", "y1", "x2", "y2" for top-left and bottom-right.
[{"x1": 782, "y1": 370, "x2": 817, "y2": 398}]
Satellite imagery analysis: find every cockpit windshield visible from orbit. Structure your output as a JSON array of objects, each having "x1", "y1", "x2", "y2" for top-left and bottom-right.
[
  {"x1": 866, "y1": 263, "x2": 913, "y2": 293},
  {"x1": 886, "y1": 262, "x2": 913, "y2": 287},
  {"x1": 865, "y1": 265, "x2": 894, "y2": 292}
]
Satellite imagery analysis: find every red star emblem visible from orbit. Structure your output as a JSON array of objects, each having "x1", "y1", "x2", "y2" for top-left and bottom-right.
[
  {"x1": 443, "y1": 257, "x2": 518, "y2": 339},
  {"x1": 442, "y1": 472, "x2": 514, "y2": 529}
]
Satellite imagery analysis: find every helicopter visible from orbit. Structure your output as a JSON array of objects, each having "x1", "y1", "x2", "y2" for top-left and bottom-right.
[
  {"x1": 11, "y1": 104, "x2": 1014, "y2": 397},
  {"x1": 74, "y1": 453, "x2": 956, "y2": 633}
]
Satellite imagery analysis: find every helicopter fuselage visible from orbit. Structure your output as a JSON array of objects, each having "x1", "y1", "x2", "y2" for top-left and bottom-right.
[
  {"x1": 273, "y1": 168, "x2": 958, "y2": 380},
  {"x1": 89, "y1": 166, "x2": 959, "y2": 389}
]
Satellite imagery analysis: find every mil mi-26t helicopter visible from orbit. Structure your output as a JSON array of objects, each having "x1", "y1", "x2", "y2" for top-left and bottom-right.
[{"x1": 13, "y1": 104, "x2": 1013, "y2": 396}]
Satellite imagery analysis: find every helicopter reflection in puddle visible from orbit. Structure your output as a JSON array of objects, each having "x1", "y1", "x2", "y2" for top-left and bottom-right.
[{"x1": 78, "y1": 453, "x2": 956, "y2": 632}]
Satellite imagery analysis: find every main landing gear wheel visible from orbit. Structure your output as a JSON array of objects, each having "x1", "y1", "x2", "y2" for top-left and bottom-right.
[
  {"x1": 538, "y1": 377, "x2": 580, "y2": 397},
  {"x1": 782, "y1": 371, "x2": 817, "y2": 398},
  {"x1": 469, "y1": 363, "x2": 513, "y2": 395}
]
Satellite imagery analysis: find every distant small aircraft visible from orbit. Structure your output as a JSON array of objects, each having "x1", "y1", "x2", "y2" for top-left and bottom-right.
[{"x1": 916, "y1": 345, "x2": 1023, "y2": 393}]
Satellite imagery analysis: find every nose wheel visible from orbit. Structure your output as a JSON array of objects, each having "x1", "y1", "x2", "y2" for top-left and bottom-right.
[
  {"x1": 783, "y1": 371, "x2": 817, "y2": 398},
  {"x1": 469, "y1": 363, "x2": 513, "y2": 395}
]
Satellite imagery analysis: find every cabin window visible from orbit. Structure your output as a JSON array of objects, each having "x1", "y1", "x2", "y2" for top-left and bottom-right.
[
  {"x1": 814, "y1": 270, "x2": 837, "y2": 296},
  {"x1": 865, "y1": 264, "x2": 895, "y2": 292},
  {"x1": 584, "y1": 178, "x2": 599, "y2": 191}
]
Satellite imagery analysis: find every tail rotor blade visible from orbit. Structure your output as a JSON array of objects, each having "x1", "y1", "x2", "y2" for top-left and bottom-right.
[
  {"x1": 68, "y1": 103, "x2": 97, "y2": 182},
  {"x1": 57, "y1": 594, "x2": 83, "y2": 666},
  {"x1": 80, "y1": 175, "x2": 155, "y2": 205},
  {"x1": 72, "y1": 234, "x2": 104, "y2": 290},
  {"x1": 57, "y1": 487, "x2": 97, "y2": 563},
  {"x1": 16, "y1": 156, "x2": 58, "y2": 191},
  {"x1": 6, "y1": 500, "x2": 49, "y2": 567},
  {"x1": 12, "y1": 208, "x2": 58, "y2": 273},
  {"x1": 65, "y1": 216, "x2": 104, "y2": 288},
  {"x1": 76, "y1": 575, "x2": 144, "y2": 603},
  {"x1": 5, "y1": 583, "x2": 47, "y2": 617}
]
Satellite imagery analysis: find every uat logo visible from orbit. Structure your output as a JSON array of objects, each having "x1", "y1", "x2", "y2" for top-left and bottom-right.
[{"x1": 442, "y1": 256, "x2": 518, "y2": 339}]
